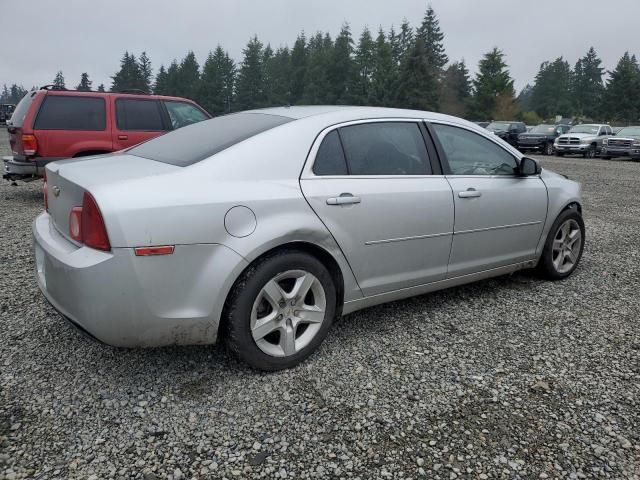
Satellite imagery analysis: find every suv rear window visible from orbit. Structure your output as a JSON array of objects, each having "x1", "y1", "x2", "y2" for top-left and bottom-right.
[
  {"x1": 128, "y1": 113, "x2": 293, "y2": 166},
  {"x1": 34, "y1": 95, "x2": 106, "y2": 130},
  {"x1": 116, "y1": 99, "x2": 165, "y2": 131},
  {"x1": 8, "y1": 91, "x2": 36, "y2": 128}
]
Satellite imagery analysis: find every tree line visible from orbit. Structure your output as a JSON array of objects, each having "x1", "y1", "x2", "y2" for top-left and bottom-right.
[{"x1": 3, "y1": 5, "x2": 640, "y2": 124}]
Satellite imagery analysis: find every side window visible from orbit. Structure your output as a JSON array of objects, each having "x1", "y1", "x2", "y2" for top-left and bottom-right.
[
  {"x1": 34, "y1": 96, "x2": 106, "y2": 131},
  {"x1": 432, "y1": 123, "x2": 518, "y2": 176},
  {"x1": 338, "y1": 122, "x2": 431, "y2": 176},
  {"x1": 163, "y1": 101, "x2": 209, "y2": 129},
  {"x1": 605, "y1": 126, "x2": 612, "y2": 135},
  {"x1": 313, "y1": 130, "x2": 348, "y2": 176},
  {"x1": 116, "y1": 99, "x2": 165, "y2": 131}
]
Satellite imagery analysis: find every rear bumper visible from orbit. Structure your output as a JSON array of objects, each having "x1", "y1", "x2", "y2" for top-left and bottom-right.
[
  {"x1": 3, "y1": 156, "x2": 64, "y2": 180},
  {"x1": 33, "y1": 212, "x2": 248, "y2": 347}
]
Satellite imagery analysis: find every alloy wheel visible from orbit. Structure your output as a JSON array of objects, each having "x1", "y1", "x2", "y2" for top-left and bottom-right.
[
  {"x1": 552, "y1": 219, "x2": 582, "y2": 274},
  {"x1": 250, "y1": 270, "x2": 327, "y2": 357}
]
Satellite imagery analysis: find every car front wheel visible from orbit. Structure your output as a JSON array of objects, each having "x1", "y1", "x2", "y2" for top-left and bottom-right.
[
  {"x1": 544, "y1": 142, "x2": 554, "y2": 155},
  {"x1": 584, "y1": 145, "x2": 596, "y2": 158},
  {"x1": 224, "y1": 250, "x2": 337, "y2": 371},
  {"x1": 537, "y1": 209, "x2": 585, "y2": 280}
]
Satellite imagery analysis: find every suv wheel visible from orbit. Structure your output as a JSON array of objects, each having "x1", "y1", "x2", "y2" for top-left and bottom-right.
[
  {"x1": 537, "y1": 209, "x2": 585, "y2": 280},
  {"x1": 224, "y1": 250, "x2": 337, "y2": 371},
  {"x1": 544, "y1": 142, "x2": 554, "y2": 156},
  {"x1": 583, "y1": 145, "x2": 596, "y2": 158}
]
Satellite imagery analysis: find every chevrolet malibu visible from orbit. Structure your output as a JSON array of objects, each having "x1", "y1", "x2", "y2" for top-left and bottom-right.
[{"x1": 34, "y1": 106, "x2": 585, "y2": 370}]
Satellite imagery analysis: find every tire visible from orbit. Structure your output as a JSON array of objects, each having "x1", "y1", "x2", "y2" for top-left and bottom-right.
[
  {"x1": 224, "y1": 250, "x2": 337, "y2": 371},
  {"x1": 537, "y1": 208, "x2": 585, "y2": 280},
  {"x1": 544, "y1": 142, "x2": 554, "y2": 156},
  {"x1": 584, "y1": 145, "x2": 596, "y2": 158}
]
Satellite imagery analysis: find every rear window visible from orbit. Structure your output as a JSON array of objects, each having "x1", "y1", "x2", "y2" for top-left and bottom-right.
[
  {"x1": 34, "y1": 95, "x2": 106, "y2": 131},
  {"x1": 128, "y1": 113, "x2": 293, "y2": 166},
  {"x1": 7, "y1": 91, "x2": 36, "y2": 128},
  {"x1": 116, "y1": 99, "x2": 165, "y2": 131}
]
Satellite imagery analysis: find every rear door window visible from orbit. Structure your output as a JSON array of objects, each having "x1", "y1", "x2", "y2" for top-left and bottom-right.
[
  {"x1": 34, "y1": 95, "x2": 106, "y2": 130},
  {"x1": 116, "y1": 99, "x2": 165, "y2": 131},
  {"x1": 338, "y1": 122, "x2": 431, "y2": 175},
  {"x1": 163, "y1": 101, "x2": 209, "y2": 129},
  {"x1": 313, "y1": 130, "x2": 348, "y2": 176}
]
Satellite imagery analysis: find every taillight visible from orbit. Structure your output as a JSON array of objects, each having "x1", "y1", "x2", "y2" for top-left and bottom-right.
[
  {"x1": 67, "y1": 192, "x2": 111, "y2": 251},
  {"x1": 43, "y1": 170, "x2": 48, "y2": 211},
  {"x1": 22, "y1": 134, "x2": 37, "y2": 156}
]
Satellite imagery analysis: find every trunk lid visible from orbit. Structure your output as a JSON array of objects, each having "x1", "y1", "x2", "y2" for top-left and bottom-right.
[{"x1": 45, "y1": 153, "x2": 179, "y2": 243}]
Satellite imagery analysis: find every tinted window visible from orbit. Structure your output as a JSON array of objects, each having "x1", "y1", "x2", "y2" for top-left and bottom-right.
[
  {"x1": 34, "y1": 95, "x2": 106, "y2": 130},
  {"x1": 313, "y1": 130, "x2": 348, "y2": 176},
  {"x1": 116, "y1": 99, "x2": 164, "y2": 131},
  {"x1": 433, "y1": 123, "x2": 518, "y2": 176},
  {"x1": 128, "y1": 113, "x2": 293, "y2": 166},
  {"x1": 339, "y1": 122, "x2": 431, "y2": 175},
  {"x1": 164, "y1": 101, "x2": 209, "y2": 129},
  {"x1": 7, "y1": 91, "x2": 35, "y2": 127}
]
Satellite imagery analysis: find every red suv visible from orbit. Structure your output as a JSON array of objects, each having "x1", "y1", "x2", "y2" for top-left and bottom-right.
[{"x1": 3, "y1": 86, "x2": 210, "y2": 181}]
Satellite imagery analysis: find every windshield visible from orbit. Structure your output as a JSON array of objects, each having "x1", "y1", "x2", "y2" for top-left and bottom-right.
[
  {"x1": 616, "y1": 126, "x2": 640, "y2": 137},
  {"x1": 531, "y1": 124, "x2": 555, "y2": 133},
  {"x1": 569, "y1": 125, "x2": 599, "y2": 134},
  {"x1": 128, "y1": 112, "x2": 293, "y2": 166},
  {"x1": 7, "y1": 91, "x2": 35, "y2": 127},
  {"x1": 487, "y1": 122, "x2": 510, "y2": 131}
]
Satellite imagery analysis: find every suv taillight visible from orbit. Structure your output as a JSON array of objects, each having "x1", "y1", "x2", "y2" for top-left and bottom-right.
[
  {"x1": 22, "y1": 134, "x2": 37, "y2": 156},
  {"x1": 43, "y1": 170, "x2": 48, "y2": 211},
  {"x1": 67, "y1": 192, "x2": 111, "y2": 251}
]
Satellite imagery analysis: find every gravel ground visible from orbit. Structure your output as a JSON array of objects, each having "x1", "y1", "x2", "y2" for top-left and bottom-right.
[{"x1": 1, "y1": 128, "x2": 639, "y2": 480}]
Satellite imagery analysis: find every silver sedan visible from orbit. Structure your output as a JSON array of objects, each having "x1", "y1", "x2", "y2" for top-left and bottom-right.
[{"x1": 33, "y1": 106, "x2": 585, "y2": 370}]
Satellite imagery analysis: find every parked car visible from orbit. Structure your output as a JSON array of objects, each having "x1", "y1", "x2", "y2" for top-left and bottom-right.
[
  {"x1": 517, "y1": 124, "x2": 571, "y2": 155},
  {"x1": 485, "y1": 121, "x2": 527, "y2": 147},
  {"x1": 0, "y1": 103, "x2": 15, "y2": 124},
  {"x1": 554, "y1": 124, "x2": 612, "y2": 158},
  {"x1": 34, "y1": 106, "x2": 585, "y2": 370},
  {"x1": 601, "y1": 126, "x2": 640, "y2": 161},
  {"x1": 3, "y1": 86, "x2": 210, "y2": 182}
]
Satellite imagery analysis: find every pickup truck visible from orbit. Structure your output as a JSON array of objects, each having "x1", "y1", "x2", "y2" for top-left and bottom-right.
[
  {"x1": 601, "y1": 126, "x2": 640, "y2": 161},
  {"x1": 554, "y1": 124, "x2": 613, "y2": 158}
]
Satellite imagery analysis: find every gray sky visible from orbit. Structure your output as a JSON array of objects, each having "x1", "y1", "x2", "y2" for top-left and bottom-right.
[{"x1": 1, "y1": 0, "x2": 638, "y2": 94}]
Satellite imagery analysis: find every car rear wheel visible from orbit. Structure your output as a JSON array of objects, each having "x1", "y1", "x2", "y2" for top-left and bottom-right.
[
  {"x1": 537, "y1": 209, "x2": 585, "y2": 280},
  {"x1": 584, "y1": 145, "x2": 596, "y2": 158},
  {"x1": 224, "y1": 250, "x2": 337, "y2": 371},
  {"x1": 544, "y1": 142, "x2": 554, "y2": 155}
]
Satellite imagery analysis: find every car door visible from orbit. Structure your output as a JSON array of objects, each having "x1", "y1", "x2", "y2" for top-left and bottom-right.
[
  {"x1": 300, "y1": 120, "x2": 454, "y2": 297},
  {"x1": 430, "y1": 122, "x2": 548, "y2": 277},
  {"x1": 112, "y1": 97, "x2": 168, "y2": 150}
]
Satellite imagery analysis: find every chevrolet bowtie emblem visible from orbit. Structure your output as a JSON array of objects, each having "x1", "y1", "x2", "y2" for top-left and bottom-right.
[{"x1": 52, "y1": 186, "x2": 61, "y2": 197}]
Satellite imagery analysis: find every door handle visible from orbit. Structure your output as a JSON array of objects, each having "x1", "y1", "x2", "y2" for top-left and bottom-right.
[
  {"x1": 118, "y1": 135, "x2": 128, "y2": 140},
  {"x1": 458, "y1": 188, "x2": 482, "y2": 198},
  {"x1": 326, "y1": 193, "x2": 361, "y2": 205}
]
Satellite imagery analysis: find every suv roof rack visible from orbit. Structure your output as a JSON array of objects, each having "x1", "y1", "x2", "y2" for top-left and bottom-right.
[
  {"x1": 40, "y1": 84, "x2": 68, "y2": 91},
  {"x1": 116, "y1": 89, "x2": 150, "y2": 95}
]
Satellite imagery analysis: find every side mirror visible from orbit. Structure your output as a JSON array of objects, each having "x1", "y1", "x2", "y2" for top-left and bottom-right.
[{"x1": 519, "y1": 157, "x2": 541, "y2": 176}]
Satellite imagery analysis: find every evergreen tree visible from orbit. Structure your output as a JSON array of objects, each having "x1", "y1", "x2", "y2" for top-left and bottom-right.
[
  {"x1": 178, "y1": 51, "x2": 200, "y2": 100},
  {"x1": 165, "y1": 60, "x2": 181, "y2": 96},
  {"x1": 395, "y1": 37, "x2": 439, "y2": 111},
  {"x1": 265, "y1": 47, "x2": 292, "y2": 106},
  {"x1": 328, "y1": 23, "x2": 354, "y2": 104},
  {"x1": 603, "y1": 52, "x2": 640, "y2": 123},
  {"x1": 417, "y1": 5, "x2": 448, "y2": 71},
  {"x1": 531, "y1": 57, "x2": 573, "y2": 119},
  {"x1": 302, "y1": 33, "x2": 333, "y2": 104},
  {"x1": 111, "y1": 52, "x2": 146, "y2": 91},
  {"x1": 440, "y1": 60, "x2": 471, "y2": 117},
  {"x1": 388, "y1": 25, "x2": 401, "y2": 67},
  {"x1": 154, "y1": 65, "x2": 169, "y2": 95},
  {"x1": 397, "y1": 19, "x2": 414, "y2": 65},
  {"x1": 572, "y1": 47, "x2": 605, "y2": 119},
  {"x1": 199, "y1": 46, "x2": 235, "y2": 115},
  {"x1": 289, "y1": 33, "x2": 308, "y2": 104},
  {"x1": 53, "y1": 71, "x2": 66, "y2": 89},
  {"x1": 138, "y1": 51, "x2": 153, "y2": 93},
  {"x1": 352, "y1": 27, "x2": 376, "y2": 105},
  {"x1": 370, "y1": 27, "x2": 397, "y2": 106},
  {"x1": 470, "y1": 48, "x2": 516, "y2": 120},
  {"x1": 76, "y1": 72, "x2": 92, "y2": 91},
  {"x1": 235, "y1": 36, "x2": 266, "y2": 110},
  {"x1": 0, "y1": 84, "x2": 28, "y2": 104},
  {"x1": 97, "y1": 84, "x2": 105, "y2": 92}
]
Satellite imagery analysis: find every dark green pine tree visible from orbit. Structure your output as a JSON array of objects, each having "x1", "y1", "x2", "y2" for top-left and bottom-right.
[
  {"x1": 516, "y1": 84, "x2": 535, "y2": 113},
  {"x1": 153, "y1": 65, "x2": 169, "y2": 95},
  {"x1": 369, "y1": 27, "x2": 397, "y2": 106},
  {"x1": 53, "y1": 71, "x2": 66, "y2": 89},
  {"x1": 265, "y1": 47, "x2": 292, "y2": 107},
  {"x1": 138, "y1": 51, "x2": 153, "y2": 93},
  {"x1": 178, "y1": 51, "x2": 200, "y2": 100},
  {"x1": 165, "y1": 60, "x2": 181, "y2": 96},
  {"x1": 388, "y1": 25, "x2": 401, "y2": 67},
  {"x1": 289, "y1": 33, "x2": 308, "y2": 104},
  {"x1": 199, "y1": 46, "x2": 235, "y2": 115},
  {"x1": 397, "y1": 19, "x2": 414, "y2": 65},
  {"x1": 262, "y1": 44, "x2": 275, "y2": 106},
  {"x1": 351, "y1": 27, "x2": 376, "y2": 105},
  {"x1": 302, "y1": 33, "x2": 333, "y2": 104},
  {"x1": 76, "y1": 72, "x2": 92, "y2": 91},
  {"x1": 417, "y1": 5, "x2": 448, "y2": 71},
  {"x1": 470, "y1": 48, "x2": 516, "y2": 120},
  {"x1": 572, "y1": 47, "x2": 605, "y2": 120},
  {"x1": 603, "y1": 52, "x2": 640, "y2": 123},
  {"x1": 395, "y1": 37, "x2": 439, "y2": 111},
  {"x1": 97, "y1": 84, "x2": 105, "y2": 92},
  {"x1": 328, "y1": 23, "x2": 355, "y2": 104},
  {"x1": 531, "y1": 57, "x2": 573, "y2": 119},
  {"x1": 111, "y1": 52, "x2": 146, "y2": 92},
  {"x1": 235, "y1": 36, "x2": 266, "y2": 110},
  {"x1": 439, "y1": 60, "x2": 471, "y2": 117}
]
